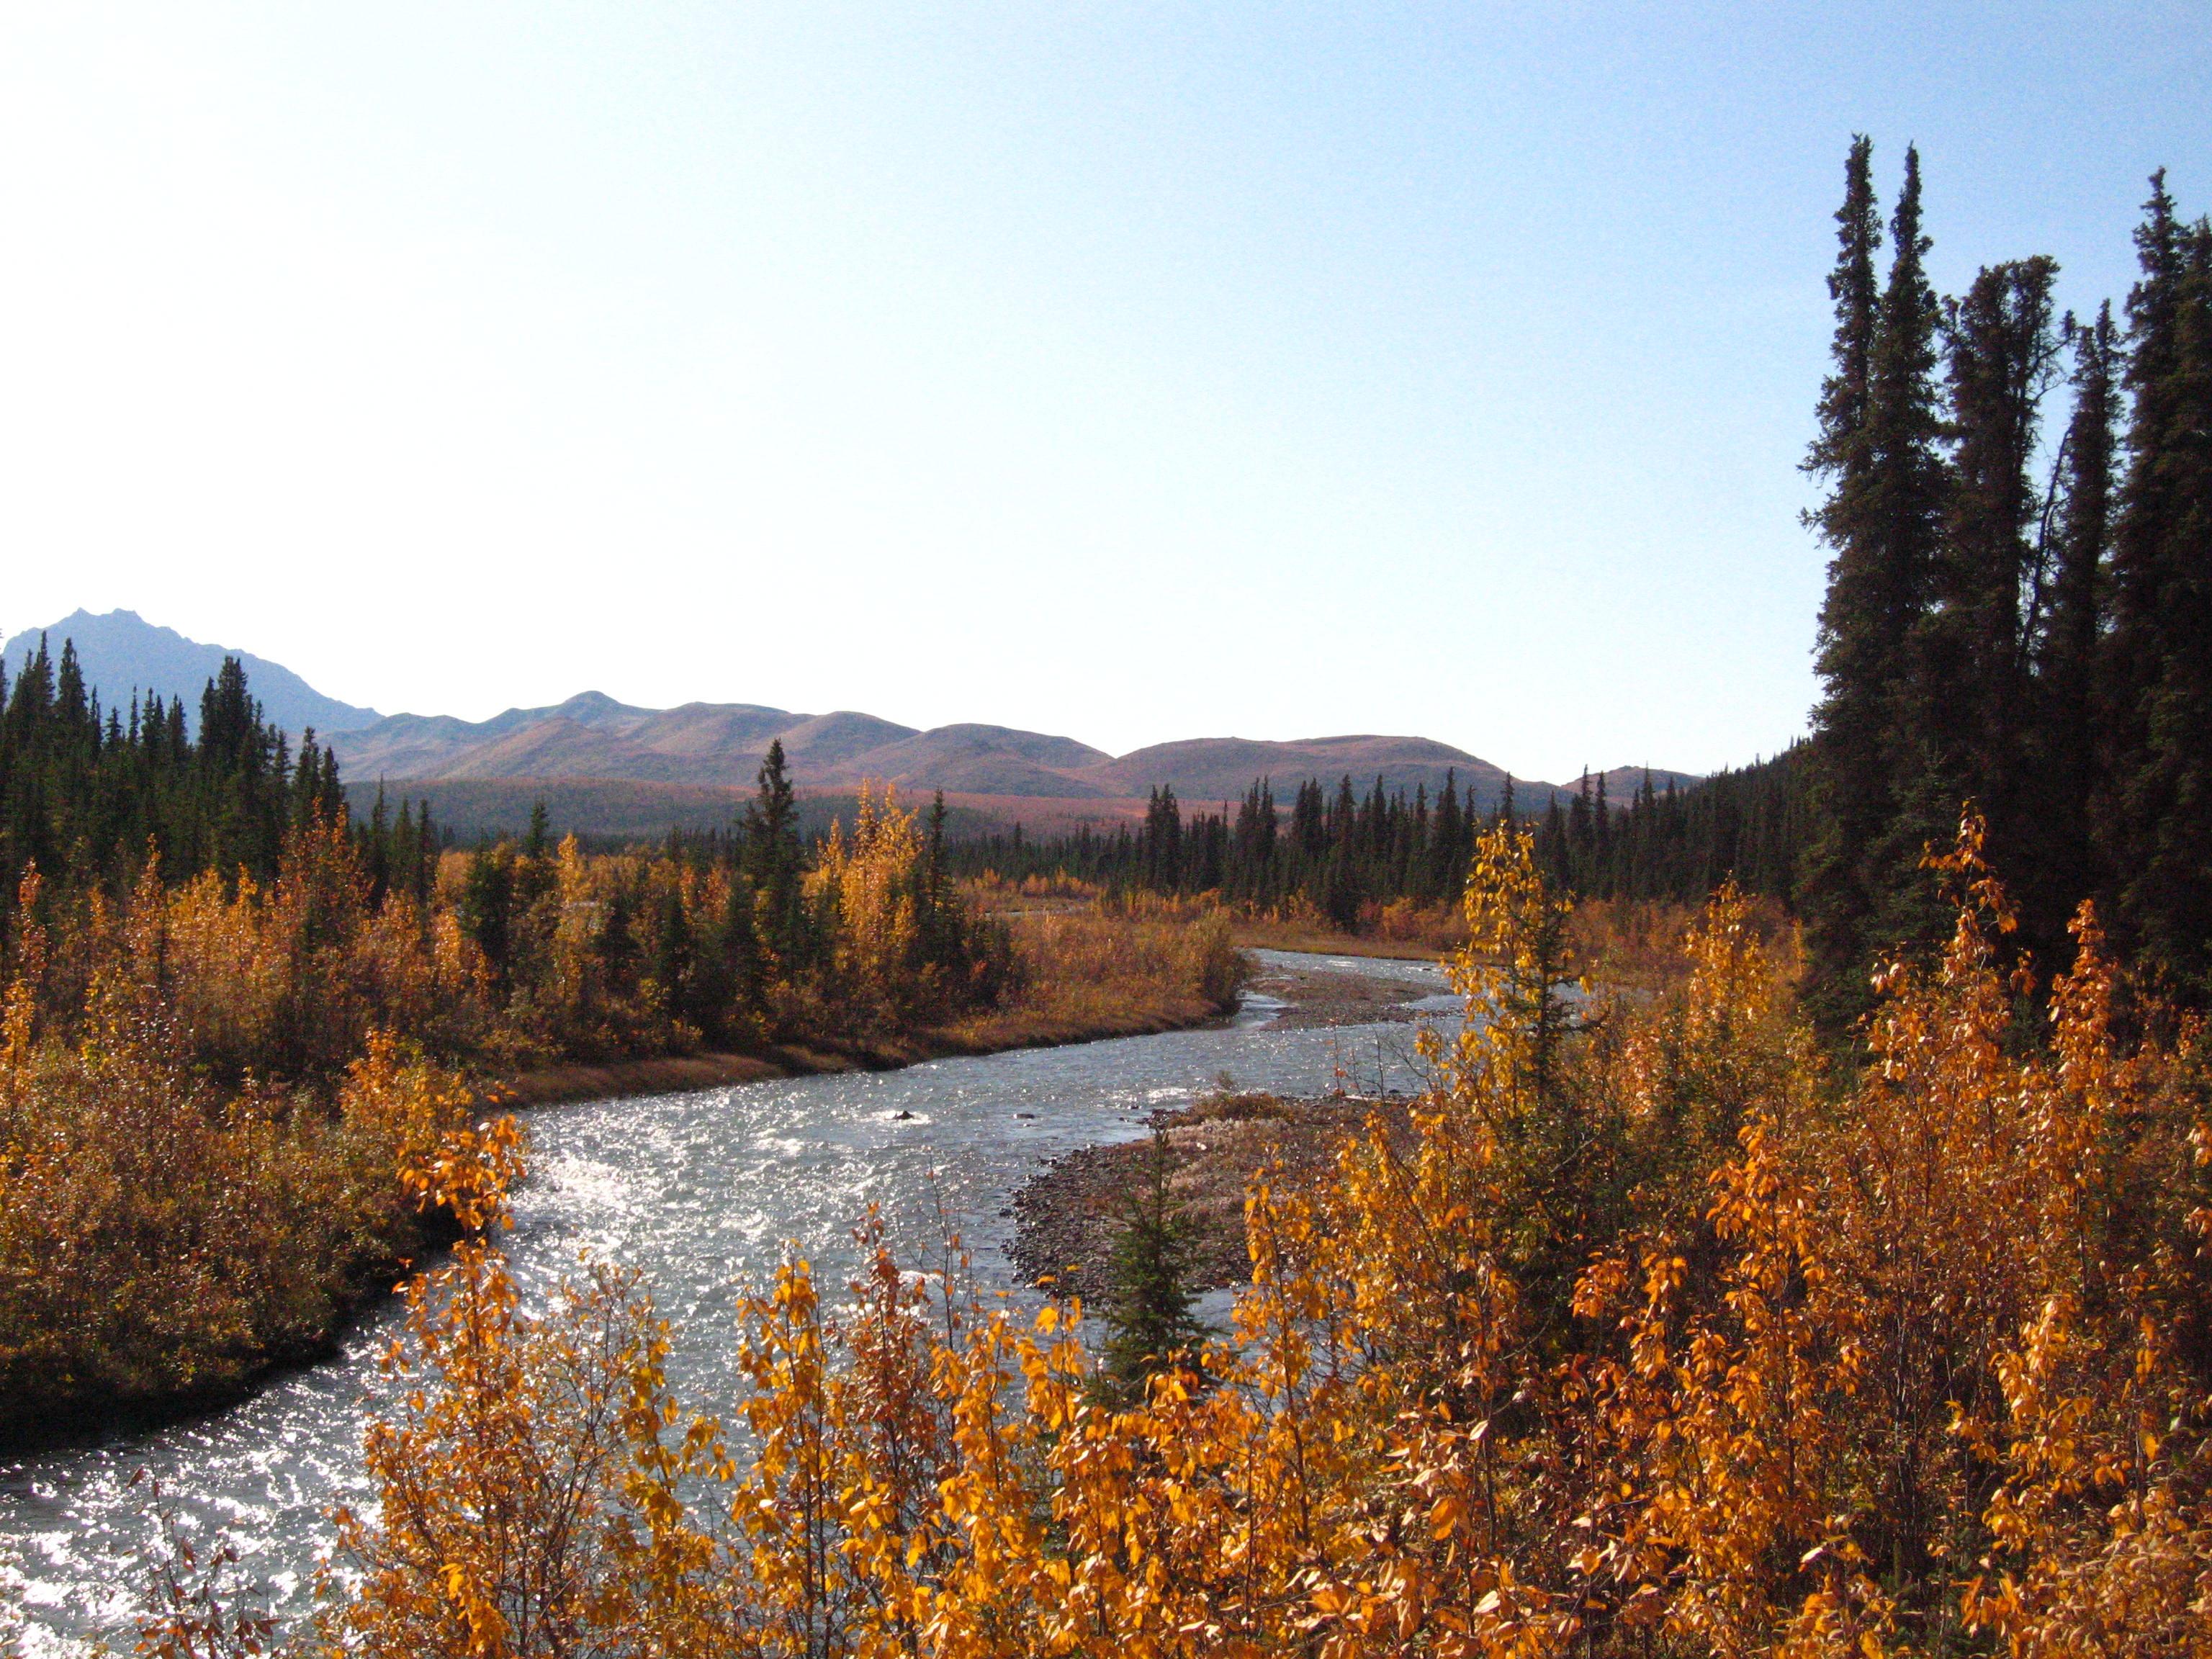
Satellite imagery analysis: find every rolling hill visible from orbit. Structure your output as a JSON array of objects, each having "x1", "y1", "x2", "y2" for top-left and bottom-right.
[
  {"x1": 11, "y1": 609, "x2": 1701, "y2": 835},
  {"x1": 325, "y1": 695, "x2": 1637, "y2": 809}
]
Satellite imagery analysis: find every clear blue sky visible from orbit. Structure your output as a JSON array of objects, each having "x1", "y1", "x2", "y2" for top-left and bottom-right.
[{"x1": 1, "y1": 4, "x2": 2205, "y2": 781}]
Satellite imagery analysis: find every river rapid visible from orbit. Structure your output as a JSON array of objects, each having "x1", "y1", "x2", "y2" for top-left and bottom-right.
[{"x1": 0, "y1": 949, "x2": 1452, "y2": 1653}]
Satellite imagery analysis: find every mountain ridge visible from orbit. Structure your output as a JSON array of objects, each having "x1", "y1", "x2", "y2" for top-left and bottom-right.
[
  {"x1": 9, "y1": 609, "x2": 1701, "y2": 813},
  {"x1": 330, "y1": 695, "x2": 1696, "y2": 810},
  {"x1": 4, "y1": 608, "x2": 381, "y2": 737}
]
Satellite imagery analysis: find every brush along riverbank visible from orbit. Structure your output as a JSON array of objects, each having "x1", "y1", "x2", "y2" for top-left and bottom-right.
[
  {"x1": 1011, "y1": 1091, "x2": 1413, "y2": 1300},
  {"x1": 1011, "y1": 953, "x2": 1452, "y2": 1298},
  {"x1": 2, "y1": 922, "x2": 1247, "y2": 1452}
]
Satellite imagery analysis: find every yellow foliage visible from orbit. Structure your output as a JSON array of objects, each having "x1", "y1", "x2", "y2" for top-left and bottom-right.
[
  {"x1": 305, "y1": 811, "x2": 2212, "y2": 1658},
  {"x1": 0, "y1": 1010, "x2": 472, "y2": 1431},
  {"x1": 809, "y1": 786, "x2": 930, "y2": 1030}
]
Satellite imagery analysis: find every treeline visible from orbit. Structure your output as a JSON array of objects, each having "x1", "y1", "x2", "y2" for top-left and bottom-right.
[
  {"x1": 944, "y1": 772, "x2": 1504, "y2": 930},
  {"x1": 945, "y1": 755, "x2": 1809, "y2": 932},
  {"x1": 1, "y1": 642, "x2": 1014, "y2": 1076},
  {"x1": 1, "y1": 637, "x2": 346, "y2": 899},
  {"x1": 1802, "y1": 146, "x2": 2212, "y2": 1012},
  {"x1": 1531, "y1": 747, "x2": 1809, "y2": 902},
  {"x1": 1, "y1": 634, "x2": 445, "y2": 927}
]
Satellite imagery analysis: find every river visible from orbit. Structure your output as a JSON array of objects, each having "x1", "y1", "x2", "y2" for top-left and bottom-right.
[{"x1": 0, "y1": 948, "x2": 1452, "y2": 1653}]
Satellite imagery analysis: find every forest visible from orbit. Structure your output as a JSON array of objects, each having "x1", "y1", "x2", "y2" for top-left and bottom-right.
[
  {"x1": 4, "y1": 139, "x2": 2210, "y2": 1655},
  {"x1": 944, "y1": 752, "x2": 1809, "y2": 932},
  {"x1": 0, "y1": 657, "x2": 1237, "y2": 1435}
]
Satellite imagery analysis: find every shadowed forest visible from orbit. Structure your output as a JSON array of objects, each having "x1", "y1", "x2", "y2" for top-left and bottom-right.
[{"x1": 3, "y1": 140, "x2": 2211, "y2": 1654}]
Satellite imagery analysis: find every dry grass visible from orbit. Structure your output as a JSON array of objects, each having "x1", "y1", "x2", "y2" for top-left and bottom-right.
[
  {"x1": 961, "y1": 872, "x2": 1105, "y2": 911},
  {"x1": 936, "y1": 908, "x2": 1247, "y2": 1051},
  {"x1": 1091, "y1": 887, "x2": 1463, "y2": 960}
]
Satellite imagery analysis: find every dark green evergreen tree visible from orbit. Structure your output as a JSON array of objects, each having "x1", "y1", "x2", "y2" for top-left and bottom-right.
[
  {"x1": 460, "y1": 845, "x2": 516, "y2": 987},
  {"x1": 1799, "y1": 138, "x2": 1889, "y2": 1010},
  {"x1": 2098, "y1": 176, "x2": 2212, "y2": 994},
  {"x1": 1099, "y1": 1125, "x2": 1210, "y2": 1402},
  {"x1": 1917, "y1": 255, "x2": 2062, "y2": 925},
  {"x1": 744, "y1": 739, "x2": 806, "y2": 968},
  {"x1": 1803, "y1": 142, "x2": 1951, "y2": 1023},
  {"x1": 2020, "y1": 302, "x2": 2118, "y2": 956},
  {"x1": 1141, "y1": 786, "x2": 1182, "y2": 891}
]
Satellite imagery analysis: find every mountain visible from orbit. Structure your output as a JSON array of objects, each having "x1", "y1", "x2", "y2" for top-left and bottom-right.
[
  {"x1": 4, "y1": 609, "x2": 379, "y2": 736},
  {"x1": 329, "y1": 697, "x2": 1675, "y2": 814},
  {"x1": 6, "y1": 610, "x2": 1704, "y2": 831},
  {"x1": 1088, "y1": 735, "x2": 1517, "y2": 805}
]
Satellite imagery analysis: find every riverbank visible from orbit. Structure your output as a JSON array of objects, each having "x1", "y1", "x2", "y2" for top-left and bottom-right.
[
  {"x1": 1010, "y1": 953, "x2": 1452, "y2": 1298},
  {"x1": 489, "y1": 989, "x2": 1241, "y2": 1111},
  {"x1": 1011, "y1": 1091, "x2": 1411, "y2": 1299},
  {"x1": 3, "y1": 978, "x2": 1246, "y2": 1455},
  {"x1": 1242, "y1": 957, "x2": 1445, "y2": 1030}
]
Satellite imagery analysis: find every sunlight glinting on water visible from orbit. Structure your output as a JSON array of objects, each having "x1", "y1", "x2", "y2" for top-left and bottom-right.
[{"x1": 1, "y1": 953, "x2": 1455, "y2": 1653}]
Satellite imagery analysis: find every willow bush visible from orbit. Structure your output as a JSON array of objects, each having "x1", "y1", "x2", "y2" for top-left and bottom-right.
[
  {"x1": 0, "y1": 787, "x2": 1126, "y2": 1435},
  {"x1": 226, "y1": 814, "x2": 2209, "y2": 1657}
]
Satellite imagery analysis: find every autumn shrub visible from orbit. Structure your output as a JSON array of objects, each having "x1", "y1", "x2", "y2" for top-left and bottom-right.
[
  {"x1": 1364, "y1": 894, "x2": 1465, "y2": 948},
  {"x1": 301, "y1": 813, "x2": 2212, "y2": 1658},
  {"x1": 955, "y1": 907, "x2": 1246, "y2": 1046},
  {"x1": 1568, "y1": 891, "x2": 1794, "y2": 999},
  {"x1": 961, "y1": 871, "x2": 1103, "y2": 909},
  {"x1": 0, "y1": 998, "x2": 473, "y2": 1433}
]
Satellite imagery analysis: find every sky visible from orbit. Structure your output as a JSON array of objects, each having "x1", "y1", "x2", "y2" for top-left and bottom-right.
[{"x1": 1, "y1": 4, "x2": 2206, "y2": 783}]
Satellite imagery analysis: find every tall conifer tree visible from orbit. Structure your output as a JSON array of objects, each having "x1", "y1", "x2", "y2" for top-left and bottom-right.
[
  {"x1": 2099, "y1": 176, "x2": 2212, "y2": 992},
  {"x1": 1803, "y1": 143, "x2": 1951, "y2": 1019},
  {"x1": 2022, "y1": 302, "x2": 2118, "y2": 951},
  {"x1": 1801, "y1": 138, "x2": 1892, "y2": 1013},
  {"x1": 1922, "y1": 256, "x2": 2061, "y2": 895},
  {"x1": 744, "y1": 739, "x2": 805, "y2": 966}
]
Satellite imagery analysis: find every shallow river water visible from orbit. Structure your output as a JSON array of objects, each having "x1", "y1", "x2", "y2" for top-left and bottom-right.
[{"x1": 1, "y1": 950, "x2": 1450, "y2": 1652}]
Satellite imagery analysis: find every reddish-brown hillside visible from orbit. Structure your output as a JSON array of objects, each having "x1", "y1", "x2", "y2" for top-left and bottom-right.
[{"x1": 324, "y1": 689, "x2": 1701, "y2": 835}]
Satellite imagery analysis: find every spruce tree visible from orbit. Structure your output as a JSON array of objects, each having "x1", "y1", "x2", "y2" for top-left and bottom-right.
[
  {"x1": 2098, "y1": 177, "x2": 2212, "y2": 993},
  {"x1": 2022, "y1": 302, "x2": 2118, "y2": 954},
  {"x1": 1803, "y1": 142, "x2": 1950, "y2": 1022},
  {"x1": 743, "y1": 739, "x2": 804, "y2": 967},
  {"x1": 1100, "y1": 1125, "x2": 1209, "y2": 1402},
  {"x1": 1800, "y1": 137, "x2": 1892, "y2": 1012},
  {"x1": 1921, "y1": 256, "x2": 2061, "y2": 909},
  {"x1": 1430, "y1": 771, "x2": 1463, "y2": 898}
]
